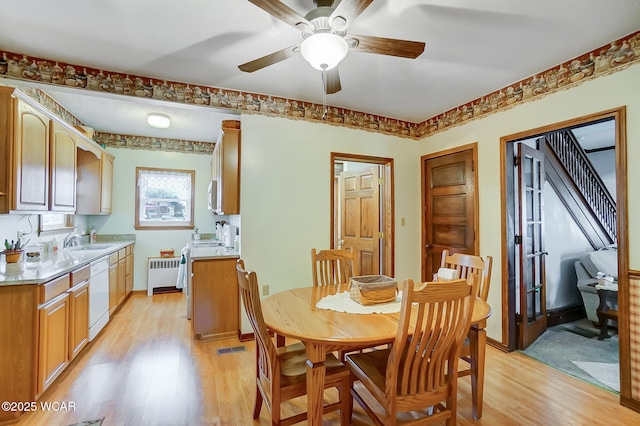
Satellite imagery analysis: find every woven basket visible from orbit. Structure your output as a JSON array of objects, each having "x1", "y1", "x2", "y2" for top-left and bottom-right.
[{"x1": 349, "y1": 275, "x2": 398, "y2": 306}]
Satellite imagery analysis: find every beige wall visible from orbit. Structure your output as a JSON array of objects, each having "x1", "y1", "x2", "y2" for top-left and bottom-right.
[{"x1": 238, "y1": 115, "x2": 422, "y2": 332}]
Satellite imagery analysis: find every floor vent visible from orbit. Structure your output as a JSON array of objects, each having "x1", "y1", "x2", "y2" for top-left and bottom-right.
[{"x1": 217, "y1": 345, "x2": 247, "y2": 355}]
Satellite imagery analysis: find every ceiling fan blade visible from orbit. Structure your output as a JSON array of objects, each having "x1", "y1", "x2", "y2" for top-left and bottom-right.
[
  {"x1": 330, "y1": 0, "x2": 373, "y2": 25},
  {"x1": 238, "y1": 45, "x2": 298, "y2": 72},
  {"x1": 350, "y1": 34, "x2": 425, "y2": 59},
  {"x1": 324, "y1": 67, "x2": 341, "y2": 94},
  {"x1": 248, "y1": 0, "x2": 311, "y2": 29}
]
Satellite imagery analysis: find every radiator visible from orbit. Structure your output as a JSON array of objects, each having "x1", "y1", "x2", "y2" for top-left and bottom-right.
[{"x1": 147, "y1": 257, "x2": 181, "y2": 296}]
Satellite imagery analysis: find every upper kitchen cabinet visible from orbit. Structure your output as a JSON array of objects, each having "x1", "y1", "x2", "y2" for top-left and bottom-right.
[
  {"x1": 0, "y1": 87, "x2": 113, "y2": 215},
  {"x1": 0, "y1": 86, "x2": 51, "y2": 212},
  {"x1": 76, "y1": 138, "x2": 114, "y2": 215},
  {"x1": 211, "y1": 120, "x2": 240, "y2": 215},
  {"x1": 50, "y1": 122, "x2": 77, "y2": 212}
]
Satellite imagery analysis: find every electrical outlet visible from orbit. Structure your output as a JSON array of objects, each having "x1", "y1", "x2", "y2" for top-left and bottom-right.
[{"x1": 262, "y1": 285, "x2": 269, "y2": 296}]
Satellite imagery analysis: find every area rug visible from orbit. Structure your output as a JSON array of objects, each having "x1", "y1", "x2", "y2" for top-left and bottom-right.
[
  {"x1": 67, "y1": 418, "x2": 104, "y2": 426},
  {"x1": 520, "y1": 320, "x2": 619, "y2": 392}
]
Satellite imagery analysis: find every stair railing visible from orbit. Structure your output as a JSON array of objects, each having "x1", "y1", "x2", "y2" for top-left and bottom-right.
[{"x1": 544, "y1": 130, "x2": 616, "y2": 242}]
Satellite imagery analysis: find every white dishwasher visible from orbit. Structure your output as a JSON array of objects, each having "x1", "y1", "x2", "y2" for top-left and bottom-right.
[{"x1": 89, "y1": 256, "x2": 110, "y2": 341}]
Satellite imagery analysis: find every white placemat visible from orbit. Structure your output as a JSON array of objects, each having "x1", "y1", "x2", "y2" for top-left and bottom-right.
[{"x1": 315, "y1": 291, "x2": 402, "y2": 314}]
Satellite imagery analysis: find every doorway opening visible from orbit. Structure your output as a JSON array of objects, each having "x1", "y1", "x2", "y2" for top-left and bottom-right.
[
  {"x1": 500, "y1": 107, "x2": 627, "y2": 394},
  {"x1": 330, "y1": 153, "x2": 394, "y2": 277}
]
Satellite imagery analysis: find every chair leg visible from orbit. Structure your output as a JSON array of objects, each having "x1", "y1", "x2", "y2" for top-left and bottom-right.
[
  {"x1": 253, "y1": 385, "x2": 263, "y2": 419},
  {"x1": 339, "y1": 377, "x2": 352, "y2": 426}
]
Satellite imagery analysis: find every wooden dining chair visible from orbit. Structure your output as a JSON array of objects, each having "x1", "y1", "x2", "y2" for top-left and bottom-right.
[
  {"x1": 440, "y1": 250, "x2": 492, "y2": 353},
  {"x1": 311, "y1": 248, "x2": 354, "y2": 286},
  {"x1": 347, "y1": 275, "x2": 478, "y2": 425},
  {"x1": 236, "y1": 259, "x2": 352, "y2": 426},
  {"x1": 440, "y1": 249, "x2": 493, "y2": 302}
]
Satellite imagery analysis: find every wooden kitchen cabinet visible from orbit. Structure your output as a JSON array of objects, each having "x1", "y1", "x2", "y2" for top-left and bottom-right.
[
  {"x1": 100, "y1": 153, "x2": 114, "y2": 214},
  {"x1": 125, "y1": 244, "x2": 134, "y2": 296},
  {"x1": 210, "y1": 120, "x2": 240, "y2": 214},
  {"x1": 0, "y1": 86, "x2": 113, "y2": 215},
  {"x1": 37, "y1": 274, "x2": 71, "y2": 396},
  {"x1": 192, "y1": 257, "x2": 239, "y2": 341},
  {"x1": 109, "y1": 252, "x2": 118, "y2": 314},
  {"x1": 50, "y1": 121, "x2": 77, "y2": 212},
  {"x1": 117, "y1": 249, "x2": 126, "y2": 305},
  {"x1": 0, "y1": 87, "x2": 51, "y2": 212},
  {"x1": 68, "y1": 266, "x2": 90, "y2": 361}
]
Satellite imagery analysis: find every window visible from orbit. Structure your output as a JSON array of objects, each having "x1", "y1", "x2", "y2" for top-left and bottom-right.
[
  {"x1": 39, "y1": 213, "x2": 75, "y2": 236},
  {"x1": 135, "y1": 167, "x2": 195, "y2": 230}
]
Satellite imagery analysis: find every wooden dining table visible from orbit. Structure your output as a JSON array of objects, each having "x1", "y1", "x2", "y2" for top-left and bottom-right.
[{"x1": 261, "y1": 284, "x2": 491, "y2": 425}]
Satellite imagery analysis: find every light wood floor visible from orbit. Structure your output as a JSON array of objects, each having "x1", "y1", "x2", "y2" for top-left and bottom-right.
[{"x1": 16, "y1": 292, "x2": 640, "y2": 426}]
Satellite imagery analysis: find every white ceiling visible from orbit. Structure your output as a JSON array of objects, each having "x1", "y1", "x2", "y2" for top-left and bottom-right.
[{"x1": 0, "y1": 0, "x2": 638, "y2": 142}]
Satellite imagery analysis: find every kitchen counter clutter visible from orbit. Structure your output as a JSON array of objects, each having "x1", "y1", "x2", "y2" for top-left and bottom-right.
[{"x1": 0, "y1": 240, "x2": 135, "y2": 285}]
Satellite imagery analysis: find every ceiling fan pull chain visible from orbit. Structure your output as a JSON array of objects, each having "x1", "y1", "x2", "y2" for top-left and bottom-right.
[{"x1": 322, "y1": 65, "x2": 328, "y2": 120}]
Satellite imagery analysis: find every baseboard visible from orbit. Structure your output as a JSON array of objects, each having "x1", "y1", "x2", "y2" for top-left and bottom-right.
[
  {"x1": 621, "y1": 396, "x2": 640, "y2": 414},
  {"x1": 239, "y1": 332, "x2": 254, "y2": 342},
  {"x1": 487, "y1": 337, "x2": 510, "y2": 352},
  {"x1": 546, "y1": 305, "x2": 586, "y2": 327}
]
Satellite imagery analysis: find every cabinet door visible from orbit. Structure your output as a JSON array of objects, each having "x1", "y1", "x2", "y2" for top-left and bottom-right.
[
  {"x1": 117, "y1": 258, "x2": 126, "y2": 305},
  {"x1": 51, "y1": 122, "x2": 77, "y2": 212},
  {"x1": 109, "y1": 264, "x2": 118, "y2": 314},
  {"x1": 192, "y1": 258, "x2": 239, "y2": 340},
  {"x1": 100, "y1": 154, "x2": 114, "y2": 214},
  {"x1": 38, "y1": 293, "x2": 69, "y2": 396},
  {"x1": 14, "y1": 100, "x2": 50, "y2": 211},
  {"x1": 68, "y1": 281, "x2": 89, "y2": 361},
  {"x1": 125, "y1": 252, "x2": 133, "y2": 296}
]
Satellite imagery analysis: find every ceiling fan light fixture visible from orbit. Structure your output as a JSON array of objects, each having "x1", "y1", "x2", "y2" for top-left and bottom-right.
[
  {"x1": 300, "y1": 33, "x2": 348, "y2": 71},
  {"x1": 147, "y1": 113, "x2": 171, "y2": 129}
]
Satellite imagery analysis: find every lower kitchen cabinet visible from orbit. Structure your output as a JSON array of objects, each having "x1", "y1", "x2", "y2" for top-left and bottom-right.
[
  {"x1": 109, "y1": 252, "x2": 118, "y2": 314},
  {"x1": 0, "y1": 243, "x2": 135, "y2": 424},
  {"x1": 68, "y1": 266, "x2": 90, "y2": 361},
  {"x1": 37, "y1": 278, "x2": 70, "y2": 396},
  {"x1": 192, "y1": 257, "x2": 239, "y2": 341},
  {"x1": 117, "y1": 249, "x2": 126, "y2": 305}
]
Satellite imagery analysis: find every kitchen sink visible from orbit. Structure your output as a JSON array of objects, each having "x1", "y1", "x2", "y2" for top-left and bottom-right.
[{"x1": 69, "y1": 244, "x2": 114, "y2": 251}]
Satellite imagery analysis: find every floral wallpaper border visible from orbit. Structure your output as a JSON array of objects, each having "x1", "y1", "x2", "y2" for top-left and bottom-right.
[{"x1": 0, "y1": 29, "x2": 638, "y2": 146}]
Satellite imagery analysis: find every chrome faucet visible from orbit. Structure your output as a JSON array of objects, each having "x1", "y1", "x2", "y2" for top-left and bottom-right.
[{"x1": 63, "y1": 232, "x2": 82, "y2": 248}]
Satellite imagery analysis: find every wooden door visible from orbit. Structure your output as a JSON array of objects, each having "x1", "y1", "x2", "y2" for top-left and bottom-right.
[
  {"x1": 15, "y1": 100, "x2": 50, "y2": 211},
  {"x1": 340, "y1": 166, "x2": 380, "y2": 276},
  {"x1": 38, "y1": 293, "x2": 69, "y2": 395},
  {"x1": 517, "y1": 144, "x2": 547, "y2": 349},
  {"x1": 50, "y1": 123, "x2": 77, "y2": 212},
  {"x1": 422, "y1": 149, "x2": 477, "y2": 281}
]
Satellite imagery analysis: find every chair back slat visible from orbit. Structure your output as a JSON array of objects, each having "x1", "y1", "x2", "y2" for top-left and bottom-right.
[
  {"x1": 311, "y1": 248, "x2": 354, "y2": 286},
  {"x1": 390, "y1": 276, "x2": 478, "y2": 399},
  {"x1": 440, "y1": 250, "x2": 493, "y2": 301}
]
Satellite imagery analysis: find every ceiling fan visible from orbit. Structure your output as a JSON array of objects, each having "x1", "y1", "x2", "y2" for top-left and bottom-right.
[{"x1": 238, "y1": 0, "x2": 426, "y2": 94}]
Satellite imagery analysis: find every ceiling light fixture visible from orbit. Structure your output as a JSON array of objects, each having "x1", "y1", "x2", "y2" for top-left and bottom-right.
[
  {"x1": 300, "y1": 32, "x2": 349, "y2": 71},
  {"x1": 147, "y1": 113, "x2": 171, "y2": 129}
]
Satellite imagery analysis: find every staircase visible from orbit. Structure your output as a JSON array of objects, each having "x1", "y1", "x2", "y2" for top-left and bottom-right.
[{"x1": 541, "y1": 129, "x2": 616, "y2": 248}]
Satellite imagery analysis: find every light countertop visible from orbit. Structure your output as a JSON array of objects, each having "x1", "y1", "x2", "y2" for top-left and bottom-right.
[{"x1": 0, "y1": 241, "x2": 135, "y2": 286}]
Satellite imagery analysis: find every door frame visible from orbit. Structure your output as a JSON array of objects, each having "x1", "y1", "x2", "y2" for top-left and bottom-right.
[
  {"x1": 420, "y1": 143, "x2": 480, "y2": 281},
  {"x1": 330, "y1": 152, "x2": 394, "y2": 278},
  {"x1": 499, "y1": 107, "x2": 629, "y2": 397}
]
